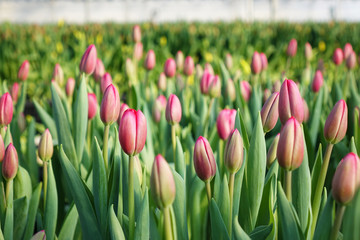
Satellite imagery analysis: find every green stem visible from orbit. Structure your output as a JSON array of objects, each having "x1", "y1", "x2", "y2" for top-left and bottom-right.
[
  {"x1": 87, "y1": 120, "x2": 92, "y2": 151},
  {"x1": 204, "y1": 98, "x2": 215, "y2": 138},
  {"x1": 129, "y1": 155, "x2": 135, "y2": 240},
  {"x1": 284, "y1": 170, "x2": 292, "y2": 202},
  {"x1": 103, "y1": 124, "x2": 110, "y2": 172},
  {"x1": 171, "y1": 125, "x2": 177, "y2": 172},
  {"x1": 343, "y1": 71, "x2": 350, "y2": 100},
  {"x1": 330, "y1": 205, "x2": 346, "y2": 240},
  {"x1": 229, "y1": 173, "x2": 235, "y2": 239},
  {"x1": 5, "y1": 180, "x2": 11, "y2": 207},
  {"x1": 43, "y1": 161, "x2": 48, "y2": 207},
  {"x1": 205, "y1": 181, "x2": 212, "y2": 204},
  {"x1": 163, "y1": 207, "x2": 174, "y2": 240},
  {"x1": 0, "y1": 126, "x2": 5, "y2": 139},
  {"x1": 219, "y1": 140, "x2": 224, "y2": 177},
  {"x1": 311, "y1": 143, "x2": 334, "y2": 238}
]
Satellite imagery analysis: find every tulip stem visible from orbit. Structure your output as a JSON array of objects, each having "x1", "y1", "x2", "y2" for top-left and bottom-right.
[
  {"x1": 228, "y1": 173, "x2": 235, "y2": 238},
  {"x1": 171, "y1": 125, "x2": 177, "y2": 172},
  {"x1": 87, "y1": 120, "x2": 92, "y2": 151},
  {"x1": 284, "y1": 170, "x2": 292, "y2": 202},
  {"x1": 330, "y1": 205, "x2": 346, "y2": 240},
  {"x1": 5, "y1": 180, "x2": 12, "y2": 207},
  {"x1": 103, "y1": 124, "x2": 110, "y2": 172},
  {"x1": 129, "y1": 155, "x2": 135, "y2": 240},
  {"x1": 205, "y1": 181, "x2": 212, "y2": 203},
  {"x1": 0, "y1": 126, "x2": 5, "y2": 139},
  {"x1": 204, "y1": 98, "x2": 215, "y2": 138},
  {"x1": 163, "y1": 207, "x2": 174, "y2": 240},
  {"x1": 43, "y1": 161, "x2": 48, "y2": 207},
  {"x1": 311, "y1": 143, "x2": 334, "y2": 238}
]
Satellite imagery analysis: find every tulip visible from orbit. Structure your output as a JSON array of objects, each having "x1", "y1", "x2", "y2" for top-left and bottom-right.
[
  {"x1": 144, "y1": 50, "x2": 156, "y2": 71},
  {"x1": 216, "y1": 109, "x2": 237, "y2": 140},
  {"x1": 208, "y1": 75, "x2": 221, "y2": 98},
  {"x1": 267, "y1": 133, "x2": 280, "y2": 168},
  {"x1": 184, "y1": 56, "x2": 194, "y2": 76},
  {"x1": 278, "y1": 79, "x2": 304, "y2": 124},
  {"x1": 17, "y1": 112, "x2": 26, "y2": 134},
  {"x1": 53, "y1": 63, "x2": 64, "y2": 86},
  {"x1": 195, "y1": 64, "x2": 204, "y2": 80},
  {"x1": 18, "y1": 60, "x2": 29, "y2": 81},
  {"x1": 132, "y1": 25, "x2": 141, "y2": 43},
  {"x1": 150, "y1": 154, "x2": 176, "y2": 209},
  {"x1": 176, "y1": 74, "x2": 185, "y2": 91},
  {"x1": 333, "y1": 48, "x2": 344, "y2": 66},
  {"x1": 164, "y1": 58, "x2": 176, "y2": 78},
  {"x1": 94, "y1": 58, "x2": 105, "y2": 82},
  {"x1": 251, "y1": 51, "x2": 262, "y2": 74},
  {"x1": 305, "y1": 42, "x2": 312, "y2": 60},
  {"x1": 0, "y1": 134, "x2": 4, "y2": 162},
  {"x1": 31, "y1": 230, "x2": 46, "y2": 240},
  {"x1": 343, "y1": 43, "x2": 353, "y2": 60},
  {"x1": 261, "y1": 92, "x2": 279, "y2": 133},
  {"x1": 88, "y1": 93, "x2": 97, "y2": 120},
  {"x1": 225, "y1": 79, "x2": 236, "y2": 102},
  {"x1": 117, "y1": 103, "x2": 130, "y2": 126},
  {"x1": 176, "y1": 51, "x2": 184, "y2": 70},
  {"x1": 240, "y1": 81, "x2": 251, "y2": 102},
  {"x1": 65, "y1": 78, "x2": 75, "y2": 97},
  {"x1": 38, "y1": 129, "x2": 53, "y2": 162},
  {"x1": 204, "y1": 63, "x2": 214, "y2": 75},
  {"x1": 2, "y1": 143, "x2": 18, "y2": 181},
  {"x1": 346, "y1": 51, "x2": 356, "y2": 70},
  {"x1": 200, "y1": 70, "x2": 212, "y2": 95},
  {"x1": 133, "y1": 42, "x2": 143, "y2": 61},
  {"x1": 79, "y1": 44, "x2": 97, "y2": 75},
  {"x1": 272, "y1": 80, "x2": 281, "y2": 93},
  {"x1": 101, "y1": 72, "x2": 113, "y2": 94},
  {"x1": 10, "y1": 82, "x2": 20, "y2": 103},
  {"x1": 157, "y1": 72, "x2": 167, "y2": 91},
  {"x1": 303, "y1": 98, "x2": 310, "y2": 122},
  {"x1": 225, "y1": 53, "x2": 233, "y2": 70},
  {"x1": 260, "y1": 53, "x2": 268, "y2": 71},
  {"x1": 152, "y1": 95, "x2": 167, "y2": 123},
  {"x1": 311, "y1": 70, "x2": 324, "y2": 93},
  {"x1": 100, "y1": 84, "x2": 120, "y2": 125},
  {"x1": 263, "y1": 88, "x2": 271, "y2": 103},
  {"x1": 0, "y1": 93, "x2": 13, "y2": 127},
  {"x1": 287, "y1": 38, "x2": 297, "y2": 57},
  {"x1": 224, "y1": 129, "x2": 244, "y2": 173},
  {"x1": 166, "y1": 94, "x2": 182, "y2": 125},
  {"x1": 324, "y1": 99, "x2": 348, "y2": 144},
  {"x1": 194, "y1": 136, "x2": 216, "y2": 182}
]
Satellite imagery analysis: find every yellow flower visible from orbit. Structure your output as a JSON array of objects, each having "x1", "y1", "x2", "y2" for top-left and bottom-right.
[
  {"x1": 45, "y1": 36, "x2": 51, "y2": 44},
  {"x1": 318, "y1": 41, "x2": 326, "y2": 52},
  {"x1": 240, "y1": 59, "x2": 251, "y2": 75},
  {"x1": 96, "y1": 34, "x2": 103, "y2": 45},
  {"x1": 187, "y1": 75, "x2": 194, "y2": 86},
  {"x1": 160, "y1": 36, "x2": 167, "y2": 46},
  {"x1": 57, "y1": 19, "x2": 64, "y2": 28},
  {"x1": 56, "y1": 42, "x2": 63, "y2": 53},
  {"x1": 204, "y1": 52, "x2": 213, "y2": 63}
]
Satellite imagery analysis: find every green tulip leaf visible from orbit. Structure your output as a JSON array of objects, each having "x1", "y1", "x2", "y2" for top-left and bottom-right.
[
  {"x1": 23, "y1": 183, "x2": 42, "y2": 240},
  {"x1": 210, "y1": 199, "x2": 230, "y2": 240},
  {"x1": 134, "y1": 188, "x2": 149, "y2": 240},
  {"x1": 58, "y1": 204, "x2": 78, "y2": 240},
  {"x1": 109, "y1": 205, "x2": 126, "y2": 240},
  {"x1": 13, "y1": 196, "x2": 28, "y2": 240},
  {"x1": 44, "y1": 161, "x2": 58, "y2": 240},
  {"x1": 33, "y1": 100, "x2": 58, "y2": 140},
  {"x1": 343, "y1": 190, "x2": 360, "y2": 240},
  {"x1": 172, "y1": 170, "x2": 188, "y2": 240},
  {"x1": 313, "y1": 193, "x2": 335, "y2": 240},
  {"x1": 309, "y1": 87, "x2": 324, "y2": 146}
]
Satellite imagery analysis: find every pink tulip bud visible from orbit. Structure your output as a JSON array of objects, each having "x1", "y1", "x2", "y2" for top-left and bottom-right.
[
  {"x1": 303, "y1": 98, "x2": 310, "y2": 122},
  {"x1": 287, "y1": 39, "x2": 298, "y2": 57},
  {"x1": 144, "y1": 50, "x2": 156, "y2": 71},
  {"x1": 17, "y1": 60, "x2": 29, "y2": 81},
  {"x1": 31, "y1": 230, "x2": 46, "y2": 240},
  {"x1": 305, "y1": 42, "x2": 312, "y2": 60},
  {"x1": 225, "y1": 79, "x2": 236, "y2": 102},
  {"x1": 0, "y1": 135, "x2": 4, "y2": 162},
  {"x1": 267, "y1": 133, "x2": 280, "y2": 168},
  {"x1": 157, "y1": 72, "x2": 167, "y2": 91},
  {"x1": 311, "y1": 70, "x2": 324, "y2": 93},
  {"x1": 332, "y1": 153, "x2": 360, "y2": 205},
  {"x1": 208, "y1": 75, "x2": 221, "y2": 98},
  {"x1": 53, "y1": 63, "x2": 64, "y2": 86},
  {"x1": 263, "y1": 89, "x2": 271, "y2": 103},
  {"x1": 240, "y1": 81, "x2": 251, "y2": 102},
  {"x1": 343, "y1": 43, "x2": 353, "y2": 60},
  {"x1": 152, "y1": 95, "x2": 167, "y2": 123},
  {"x1": 200, "y1": 70, "x2": 212, "y2": 95},
  {"x1": 65, "y1": 78, "x2": 75, "y2": 97},
  {"x1": 216, "y1": 109, "x2": 237, "y2": 140},
  {"x1": 132, "y1": 25, "x2": 141, "y2": 43},
  {"x1": 176, "y1": 51, "x2": 184, "y2": 70},
  {"x1": 333, "y1": 48, "x2": 344, "y2": 66},
  {"x1": 346, "y1": 51, "x2": 357, "y2": 70},
  {"x1": 261, "y1": 92, "x2": 279, "y2": 133},
  {"x1": 79, "y1": 44, "x2": 97, "y2": 75},
  {"x1": 225, "y1": 53, "x2": 233, "y2": 70},
  {"x1": 38, "y1": 129, "x2": 53, "y2": 162},
  {"x1": 117, "y1": 103, "x2": 130, "y2": 126},
  {"x1": 100, "y1": 84, "x2": 120, "y2": 125},
  {"x1": 204, "y1": 63, "x2": 214, "y2": 75},
  {"x1": 224, "y1": 129, "x2": 244, "y2": 173},
  {"x1": 0, "y1": 93, "x2": 13, "y2": 127},
  {"x1": 260, "y1": 53, "x2": 268, "y2": 71},
  {"x1": 10, "y1": 82, "x2": 20, "y2": 103},
  {"x1": 119, "y1": 109, "x2": 147, "y2": 156},
  {"x1": 165, "y1": 94, "x2": 182, "y2": 125},
  {"x1": 184, "y1": 56, "x2": 194, "y2": 76},
  {"x1": 277, "y1": 117, "x2": 304, "y2": 171},
  {"x1": 17, "y1": 112, "x2": 26, "y2": 133},
  {"x1": 251, "y1": 51, "x2": 262, "y2": 74},
  {"x1": 324, "y1": 99, "x2": 348, "y2": 144},
  {"x1": 196, "y1": 64, "x2": 204, "y2": 80},
  {"x1": 88, "y1": 93, "x2": 97, "y2": 120},
  {"x1": 2, "y1": 143, "x2": 18, "y2": 180},
  {"x1": 133, "y1": 42, "x2": 143, "y2": 61},
  {"x1": 164, "y1": 58, "x2": 176, "y2": 78},
  {"x1": 94, "y1": 59, "x2": 105, "y2": 82},
  {"x1": 101, "y1": 72, "x2": 113, "y2": 94},
  {"x1": 194, "y1": 136, "x2": 216, "y2": 182},
  {"x1": 150, "y1": 154, "x2": 176, "y2": 209},
  {"x1": 278, "y1": 79, "x2": 304, "y2": 124},
  {"x1": 176, "y1": 74, "x2": 185, "y2": 91}
]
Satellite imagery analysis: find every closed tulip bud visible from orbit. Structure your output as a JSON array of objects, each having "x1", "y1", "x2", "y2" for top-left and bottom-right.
[
  {"x1": 194, "y1": 136, "x2": 216, "y2": 182},
  {"x1": 184, "y1": 56, "x2": 194, "y2": 76},
  {"x1": 144, "y1": 50, "x2": 156, "y2": 71},
  {"x1": 132, "y1": 25, "x2": 141, "y2": 43},
  {"x1": 38, "y1": 129, "x2": 53, "y2": 162},
  {"x1": 200, "y1": 70, "x2": 212, "y2": 95},
  {"x1": 117, "y1": 103, "x2": 130, "y2": 125},
  {"x1": 94, "y1": 58, "x2": 105, "y2": 82},
  {"x1": 31, "y1": 230, "x2": 46, "y2": 240},
  {"x1": 225, "y1": 79, "x2": 236, "y2": 102},
  {"x1": 267, "y1": 133, "x2": 280, "y2": 168},
  {"x1": 157, "y1": 72, "x2": 167, "y2": 91},
  {"x1": 224, "y1": 129, "x2": 244, "y2": 173},
  {"x1": 261, "y1": 92, "x2": 280, "y2": 132},
  {"x1": 79, "y1": 44, "x2": 97, "y2": 75},
  {"x1": 176, "y1": 74, "x2": 185, "y2": 91},
  {"x1": 263, "y1": 89, "x2": 271, "y2": 103},
  {"x1": 119, "y1": 109, "x2": 147, "y2": 156},
  {"x1": 88, "y1": 93, "x2": 97, "y2": 120},
  {"x1": 305, "y1": 42, "x2": 312, "y2": 60},
  {"x1": 225, "y1": 53, "x2": 233, "y2": 70},
  {"x1": 278, "y1": 79, "x2": 304, "y2": 124},
  {"x1": 240, "y1": 81, "x2": 251, "y2": 102},
  {"x1": 277, "y1": 117, "x2": 304, "y2": 171},
  {"x1": 346, "y1": 51, "x2": 356, "y2": 70},
  {"x1": 324, "y1": 99, "x2": 348, "y2": 144},
  {"x1": 65, "y1": 78, "x2": 75, "y2": 97},
  {"x1": 251, "y1": 51, "x2": 262, "y2": 74},
  {"x1": 208, "y1": 75, "x2": 221, "y2": 98},
  {"x1": 133, "y1": 42, "x2": 143, "y2": 61},
  {"x1": 311, "y1": 70, "x2": 324, "y2": 93},
  {"x1": 164, "y1": 58, "x2": 176, "y2": 78},
  {"x1": 343, "y1": 43, "x2": 353, "y2": 60},
  {"x1": 196, "y1": 64, "x2": 204, "y2": 80},
  {"x1": 165, "y1": 94, "x2": 182, "y2": 125},
  {"x1": 150, "y1": 154, "x2": 176, "y2": 209},
  {"x1": 333, "y1": 48, "x2": 344, "y2": 66},
  {"x1": 332, "y1": 153, "x2": 360, "y2": 205},
  {"x1": 10, "y1": 82, "x2": 20, "y2": 103},
  {"x1": 18, "y1": 60, "x2": 29, "y2": 81},
  {"x1": 53, "y1": 63, "x2": 64, "y2": 86},
  {"x1": 101, "y1": 72, "x2": 113, "y2": 94},
  {"x1": 216, "y1": 109, "x2": 237, "y2": 140},
  {"x1": 204, "y1": 63, "x2": 214, "y2": 75},
  {"x1": 176, "y1": 51, "x2": 184, "y2": 70},
  {"x1": 152, "y1": 95, "x2": 167, "y2": 123},
  {"x1": 2, "y1": 143, "x2": 18, "y2": 180},
  {"x1": 134, "y1": 155, "x2": 143, "y2": 184},
  {"x1": 0, "y1": 135, "x2": 4, "y2": 162},
  {"x1": 17, "y1": 113, "x2": 26, "y2": 134},
  {"x1": 303, "y1": 98, "x2": 310, "y2": 122},
  {"x1": 260, "y1": 53, "x2": 268, "y2": 71},
  {"x1": 0, "y1": 93, "x2": 13, "y2": 127},
  {"x1": 100, "y1": 84, "x2": 120, "y2": 125},
  {"x1": 287, "y1": 38, "x2": 298, "y2": 57}
]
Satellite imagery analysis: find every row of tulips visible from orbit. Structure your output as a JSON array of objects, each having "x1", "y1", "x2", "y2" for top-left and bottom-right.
[{"x1": 0, "y1": 24, "x2": 360, "y2": 240}]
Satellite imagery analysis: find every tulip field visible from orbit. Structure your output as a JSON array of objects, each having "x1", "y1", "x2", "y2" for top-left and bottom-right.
[{"x1": 1, "y1": 21, "x2": 360, "y2": 240}]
